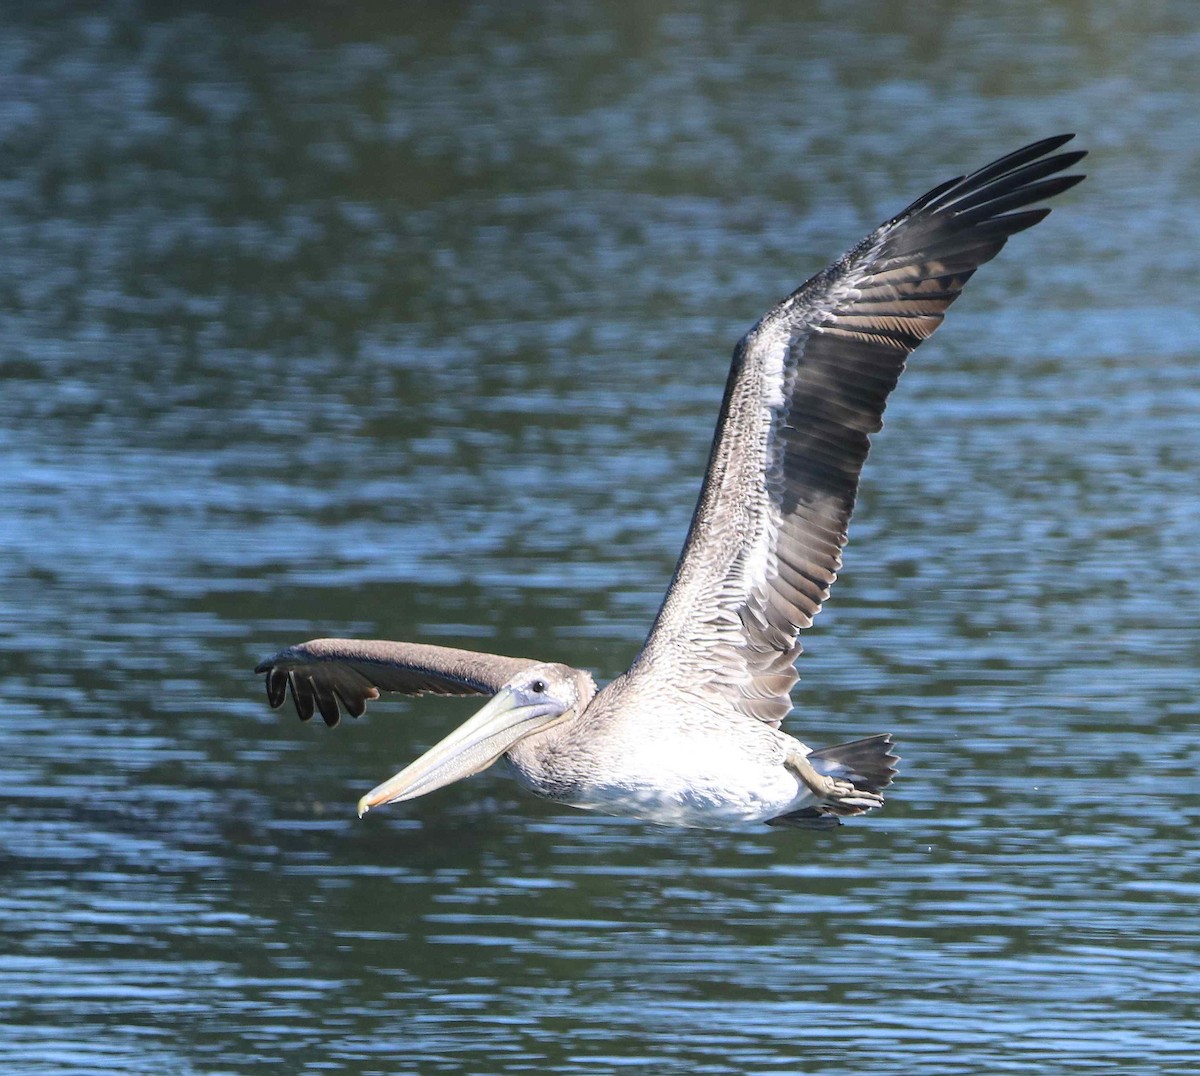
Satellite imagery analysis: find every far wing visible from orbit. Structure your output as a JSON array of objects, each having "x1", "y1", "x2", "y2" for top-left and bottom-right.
[
  {"x1": 255, "y1": 638, "x2": 542, "y2": 727},
  {"x1": 635, "y1": 135, "x2": 1086, "y2": 727}
]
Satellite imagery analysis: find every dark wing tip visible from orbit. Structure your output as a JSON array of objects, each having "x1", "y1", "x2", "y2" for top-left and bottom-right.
[
  {"x1": 875, "y1": 137, "x2": 1086, "y2": 275},
  {"x1": 264, "y1": 665, "x2": 289, "y2": 710},
  {"x1": 341, "y1": 686, "x2": 378, "y2": 719},
  {"x1": 286, "y1": 671, "x2": 318, "y2": 723},
  {"x1": 255, "y1": 649, "x2": 368, "y2": 728},
  {"x1": 893, "y1": 134, "x2": 1086, "y2": 226},
  {"x1": 1019, "y1": 132, "x2": 1077, "y2": 156}
]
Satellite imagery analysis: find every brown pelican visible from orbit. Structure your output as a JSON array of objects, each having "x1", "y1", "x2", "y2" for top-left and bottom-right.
[{"x1": 256, "y1": 136, "x2": 1085, "y2": 830}]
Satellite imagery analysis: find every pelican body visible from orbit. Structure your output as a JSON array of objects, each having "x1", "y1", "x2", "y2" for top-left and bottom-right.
[
  {"x1": 256, "y1": 137, "x2": 1085, "y2": 831},
  {"x1": 501, "y1": 667, "x2": 892, "y2": 828}
]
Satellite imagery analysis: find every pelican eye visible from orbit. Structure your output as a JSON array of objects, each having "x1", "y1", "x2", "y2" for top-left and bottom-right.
[{"x1": 530, "y1": 679, "x2": 548, "y2": 694}]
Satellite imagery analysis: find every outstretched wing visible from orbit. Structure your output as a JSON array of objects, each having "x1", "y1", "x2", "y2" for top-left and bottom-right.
[
  {"x1": 255, "y1": 639, "x2": 542, "y2": 727},
  {"x1": 634, "y1": 135, "x2": 1086, "y2": 727}
]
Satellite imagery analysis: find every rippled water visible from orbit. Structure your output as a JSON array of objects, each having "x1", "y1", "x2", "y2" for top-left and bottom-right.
[{"x1": 2, "y1": 4, "x2": 1198, "y2": 1074}]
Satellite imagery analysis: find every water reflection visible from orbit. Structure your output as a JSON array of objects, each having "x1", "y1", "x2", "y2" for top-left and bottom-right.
[{"x1": 2, "y1": 4, "x2": 1198, "y2": 1074}]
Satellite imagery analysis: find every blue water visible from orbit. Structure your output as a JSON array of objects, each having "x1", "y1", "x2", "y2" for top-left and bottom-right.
[{"x1": 1, "y1": 4, "x2": 1198, "y2": 1073}]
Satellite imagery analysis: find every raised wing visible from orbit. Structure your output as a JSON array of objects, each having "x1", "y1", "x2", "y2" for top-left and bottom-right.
[
  {"x1": 255, "y1": 638, "x2": 542, "y2": 727},
  {"x1": 635, "y1": 135, "x2": 1086, "y2": 727}
]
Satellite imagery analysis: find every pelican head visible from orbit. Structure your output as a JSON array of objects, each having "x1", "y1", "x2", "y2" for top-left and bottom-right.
[{"x1": 356, "y1": 663, "x2": 595, "y2": 816}]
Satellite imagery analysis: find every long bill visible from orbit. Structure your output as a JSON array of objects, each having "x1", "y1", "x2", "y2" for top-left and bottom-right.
[{"x1": 356, "y1": 689, "x2": 566, "y2": 817}]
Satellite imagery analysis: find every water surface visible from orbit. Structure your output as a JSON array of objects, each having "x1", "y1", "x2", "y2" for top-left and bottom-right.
[{"x1": 1, "y1": 4, "x2": 1198, "y2": 1074}]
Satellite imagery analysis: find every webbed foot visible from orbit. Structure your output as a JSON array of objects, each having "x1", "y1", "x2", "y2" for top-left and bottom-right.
[{"x1": 785, "y1": 745, "x2": 887, "y2": 816}]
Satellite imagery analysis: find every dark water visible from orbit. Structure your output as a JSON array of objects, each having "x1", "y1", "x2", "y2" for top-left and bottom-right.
[{"x1": 2, "y1": 4, "x2": 1198, "y2": 1073}]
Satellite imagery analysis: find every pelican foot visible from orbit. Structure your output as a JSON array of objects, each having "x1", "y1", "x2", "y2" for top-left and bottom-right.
[{"x1": 785, "y1": 746, "x2": 885, "y2": 816}]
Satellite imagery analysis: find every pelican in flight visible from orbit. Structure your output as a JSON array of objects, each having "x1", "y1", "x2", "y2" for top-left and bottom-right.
[{"x1": 256, "y1": 136, "x2": 1084, "y2": 830}]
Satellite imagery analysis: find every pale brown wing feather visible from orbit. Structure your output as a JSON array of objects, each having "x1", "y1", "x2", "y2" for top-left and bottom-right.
[
  {"x1": 255, "y1": 639, "x2": 542, "y2": 727},
  {"x1": 636, "y1": 135, "x2": 1086, "y2": 727}
]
